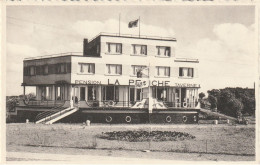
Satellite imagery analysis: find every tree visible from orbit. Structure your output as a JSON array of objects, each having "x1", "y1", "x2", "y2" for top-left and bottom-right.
[
  {"x1": 25, "y1": 93, "x2": 36, "y2": 100},
  {"x1": 208, "y1": 95, "x2": 217, "y2": 109},
  {"x1": 218, "y1": 89, "x2": 243, "y2": 118},
  {"x1": 199, "y1": 92, "x2": 205, "y2": 99},
  {"x1": 207, "y1": 88, "x2": 255, "y2": 117},
  {"x1": 207, "y1": 89, "x2": 220, "y2": 98}
]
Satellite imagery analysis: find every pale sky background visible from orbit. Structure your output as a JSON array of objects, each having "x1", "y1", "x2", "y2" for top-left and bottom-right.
[{"x1": 6, "y1": 5, "x2": 256, "y2": 96}]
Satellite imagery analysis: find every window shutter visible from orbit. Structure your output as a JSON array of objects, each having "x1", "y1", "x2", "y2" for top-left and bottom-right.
[{"x1": 171, "y1": 67, "x2": 179, "y2": 77}]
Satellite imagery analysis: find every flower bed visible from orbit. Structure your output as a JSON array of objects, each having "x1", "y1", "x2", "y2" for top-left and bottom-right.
[{"x1": 100, "y1": 130, "x2": 196, "y2": 142}]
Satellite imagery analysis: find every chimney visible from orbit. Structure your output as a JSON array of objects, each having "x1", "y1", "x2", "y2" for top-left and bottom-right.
[{"x1": 83, "y1": 39, "x2": 88, "y2": 56}]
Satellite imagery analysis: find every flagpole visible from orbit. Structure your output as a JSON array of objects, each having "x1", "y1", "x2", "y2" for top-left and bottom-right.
[
  {"x1": 119, "y1": 13, "x2": 121, "y2": 36},
  {"x1": 139, "y1": 16, "x2": 140, "y2": 37}
]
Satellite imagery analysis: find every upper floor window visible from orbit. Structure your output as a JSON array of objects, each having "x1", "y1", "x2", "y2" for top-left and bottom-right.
[
  {"x1": 43, "y1": 65, "x2": 48, "y2": 75},
  {"x1": 107, "y1": 43, "x2": 122, "y2": 54},
  {"x1": 156, "y1": 46, "x2": 171, "y2": 57},
  {"x1": 131, "y1": 65, "x2": 147, "y2": 76},
  {"x1": 156, "y1": 66, "x2": 170, "y2": 77},
  {"x1": 78, "y1": 63, "x2": 95, "y2": 74},
  {"x1": 56, "y1": 63, "x2": 67, "y2": 74},
  {"x1": 106, "y1": 64, "x2": 122, "y2": 75},
  {"x1": 179, "y1": 67, "x2": 193, "y2": 78},
  {"x1": 132, "y1": 44, "x2": 147, "y2": 55},
  {"x1": 29, "y1": 66, "x2": 36, "y2": 76}
]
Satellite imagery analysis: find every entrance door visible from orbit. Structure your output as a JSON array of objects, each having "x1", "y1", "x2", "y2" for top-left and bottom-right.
[{"x1": 80, "y1": 87, "x2": 86, "y2": 101}]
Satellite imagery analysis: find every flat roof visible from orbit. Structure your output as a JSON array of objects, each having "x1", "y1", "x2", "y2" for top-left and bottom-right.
[
  {"x1": 88, "y1": 32, "x2": 177, "y2": 43},
  {"x1": 24, "y1": 52, "x2": 83, "y2": 61}
]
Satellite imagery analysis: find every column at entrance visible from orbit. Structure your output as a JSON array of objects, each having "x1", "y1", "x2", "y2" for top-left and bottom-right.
[
  {"x1": 36, "y1": 86, "x2": 41, "y2": 100},
  {"x1": 148, "y1": 86, "x2": 153, "y2": 113},
  {"x1": 51, "y1": 85, "x2": 55, "y2": 100},
  {"x1": 70, "y1": 85, "x2": 74, "y2": 108},
  {"x1": 97, "y1": 86, "x2": 102, "y2": 103}
]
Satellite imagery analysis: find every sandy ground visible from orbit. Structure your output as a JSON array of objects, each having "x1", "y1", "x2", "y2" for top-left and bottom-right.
[
  {"x1": 6, "y1": 123, "x2": 256, "y2": 162},
  {"x1": 6, "y1": 145, "x2": 255, "y2": 162}
]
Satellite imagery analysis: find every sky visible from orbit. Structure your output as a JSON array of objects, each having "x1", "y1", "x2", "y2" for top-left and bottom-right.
[{"x1": 6, "y1": 5, "x2": 257, "y2": 96}]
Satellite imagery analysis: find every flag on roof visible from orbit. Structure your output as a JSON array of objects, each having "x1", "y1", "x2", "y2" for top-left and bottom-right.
[{"x1": 128, "y1": 19, "x2": 139, "y2": 28}]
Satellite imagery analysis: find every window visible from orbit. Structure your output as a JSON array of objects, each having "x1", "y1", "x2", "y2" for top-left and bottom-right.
[
  {"x1": 179, "y1": 67, "x2": 194, "y2": 78},
  {"x1": 29, "y1": 66, "x2": 36, "y2": 76},
  {"x1": 132, "y1": 44, "x2": 147, "y2": 55},
  {"x1": 78, "y1": 63, "x2": 95, "y2": 74},
  {"x1": 156, "y1": 66, "x2": 170, "y2": 77},
  {"x1": 107, "y1": 43, "x2": 122, "y2": 54},
  {"x1": 102, "y1": 86, "x2": 119, "y2": 101},
  {"x1": 131, "y1": 65, "x2": 147, "y2": 76},
  {"x1": 156, "y1": 46, "x2": 171, "y2": 57},
  {"x1": 43, "y1": 65, "x2": 48, "y2": 75},
  {"x1": 106, "y1": 64, "x2": 122, "y2": 75},
  {"x1": 88, "y1": 86, "x2": 97, "y2": 101},
  {"x1": 56, "y1": 63, "x2": 67, "y2": 74}
]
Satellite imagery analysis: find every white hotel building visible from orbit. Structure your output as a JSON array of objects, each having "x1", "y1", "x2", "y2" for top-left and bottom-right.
[{"x1": 17, "y1": 33, "x2": 200, "y2": 123}]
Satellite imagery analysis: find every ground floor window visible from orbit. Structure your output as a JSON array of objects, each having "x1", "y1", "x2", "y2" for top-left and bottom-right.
[
  {"x1": 152, "y1": 87, "x2": 168, "y2": 101},
  {"x1": 88, "y1": 86, "x2": 97, "y2": 101},
  {"x1": 102, "y1": 86, "x2": 119, "y2": 101},
  {"x1": 40, "y1": 86, "x2": 52, "y2": 100},
  {"x1": 129, "y1": 88, "x2": 143, "y2": 103},
  {"x1": 56, "y1": 86, "x2": 61, "y2": 100}
]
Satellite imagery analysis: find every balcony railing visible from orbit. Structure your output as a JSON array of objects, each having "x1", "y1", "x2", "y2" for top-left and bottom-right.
[
  {"x1": 88, "y1": 32, "x2": 176, "y2": 43},
  {"x1": 22, "y1": 100, "x2": 66, "y2": 107},
  {"x1": 24, "y1": 52, "x2": 83, "y2": 61},
  {"x1": 78, "y1": 100, "x2": 199, "y2": 109},
  {"x1": 79, "y1": 100, "x2": 137, "y2": 108},
  {"x1": 163, "y1": 101, "x2": 199, "y2": 108}
]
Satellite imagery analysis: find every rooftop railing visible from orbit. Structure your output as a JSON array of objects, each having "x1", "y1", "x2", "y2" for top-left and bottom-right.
[
  {"x1": 24, "y1": 52, "x2": 83, "y2": 61},
  {"x1": 88, "y1": 32, "x2": 176, "y2": 43}
]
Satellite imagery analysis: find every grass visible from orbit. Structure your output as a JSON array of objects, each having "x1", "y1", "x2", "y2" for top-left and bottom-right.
[{"x1": 6, "y1": 123, "x2": 255, "y2": 158}]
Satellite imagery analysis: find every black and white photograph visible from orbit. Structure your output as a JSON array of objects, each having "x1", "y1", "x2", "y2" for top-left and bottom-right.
[{"x1": 3, "y1": 4, "x2": 258, "y2": 163}]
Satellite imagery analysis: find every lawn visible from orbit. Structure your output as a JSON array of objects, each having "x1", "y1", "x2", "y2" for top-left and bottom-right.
[{"x1": 6, "y1": 123, "x2": 255, "y2": 161}]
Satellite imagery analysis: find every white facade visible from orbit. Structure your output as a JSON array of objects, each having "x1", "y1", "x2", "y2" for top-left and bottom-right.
[{"x1": 23, "y1": 34, "x2": 200, "y2": 108}]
